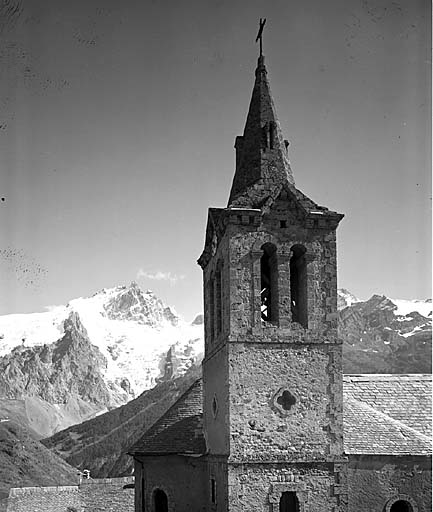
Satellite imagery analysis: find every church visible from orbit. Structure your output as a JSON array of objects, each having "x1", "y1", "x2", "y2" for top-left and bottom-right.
[{"x1": 129, "y1": 38, "x2": 432, "y2": 512}]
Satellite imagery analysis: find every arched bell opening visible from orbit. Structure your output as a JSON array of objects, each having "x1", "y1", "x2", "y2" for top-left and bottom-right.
[
  {"x1": 260, "y1": 243, "x2": 278, "y2": 324},
  {"x1": 290, "y1": 245, "x2": 308, "y2": 328}
]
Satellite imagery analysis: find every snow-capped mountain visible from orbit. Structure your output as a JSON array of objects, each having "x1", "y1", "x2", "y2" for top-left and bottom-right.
[
  {"x1": 337, "y1": 288, "x2": 361, "y2": 310},
  {"x1": 0, "y1": 283, "x2": 203, "y2": 435},
  {"x1": 338, "y1": 293, "x2": 431, "y2": 374},
  {"x1": 43, "y1": 291, "x2": 432, "y2": 480},
  {"x1": 0, "y1": 285, "x2": 430, "y2": 438}
]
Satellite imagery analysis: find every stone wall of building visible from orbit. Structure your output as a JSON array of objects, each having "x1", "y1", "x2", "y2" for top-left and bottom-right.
[
  {"x1": 203, "y1": 343, "x2": 230, "y2": 455},
  {"x1": 79, "y1": 477, "x2": 134, "y2": 512},
  {"x1": 200, "y1": 188, "x2": 346, "y2": 510},
  {"x1": 6, "y1": 477, "x2": 134, "y2": 512},
  {"x1": 227, "y1": 462, "x2": 347, "y2": 512},
  {"x1": 208, "y1": 456, "x2": 229, "y2": 511},
  {"x1": 348, "y1": 456, "x2": 432, "y2": 512},
  {"x1": 228, "y1": 343, "x2": 343, "y2": 463},
  {"x1": 226, "y1": 200, "x2": 340, "y2": 340},
  {"x1": 7, "y1": 485, "x2": 82, "y2": 512},
  {"x1": 135, "y1": 455, "x2": 207, "y2": 512}
]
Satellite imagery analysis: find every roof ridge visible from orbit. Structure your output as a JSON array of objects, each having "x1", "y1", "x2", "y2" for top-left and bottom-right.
[{"x1": 344, "y1": 374, "x2": 432, "y2": 382}]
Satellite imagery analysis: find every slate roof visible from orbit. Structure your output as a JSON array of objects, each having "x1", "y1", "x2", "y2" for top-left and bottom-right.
[
  {"x1": 343, "y1": 374, "x2": 432, "y2": 455},
  {"x1": 343, "y1": 374, "x2": 432, "y2": 437},
  {"x1": 343, "y1": 398, "x2": 431, "y2": 456},
  {"x1": 130, "y1": 374, "x2": 432, "y2": 457},
  {"x1": 129, "y1": 379, "x2": 205, "y2": 456}
]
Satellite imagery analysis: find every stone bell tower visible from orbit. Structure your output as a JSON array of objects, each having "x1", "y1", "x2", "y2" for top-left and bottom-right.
[{"x1": 198, "y1": 52, "x2": 348, "y2": 512}]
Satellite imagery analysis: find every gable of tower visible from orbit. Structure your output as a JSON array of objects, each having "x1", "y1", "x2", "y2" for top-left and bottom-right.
[{"x1": 260, "y1": 185, "x2": 344, "y2": 233}]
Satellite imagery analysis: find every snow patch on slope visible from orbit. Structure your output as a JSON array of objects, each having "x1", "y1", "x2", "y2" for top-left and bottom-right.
[{"x1": 391, "y1": 299, "x2": 432, "y2": 318}]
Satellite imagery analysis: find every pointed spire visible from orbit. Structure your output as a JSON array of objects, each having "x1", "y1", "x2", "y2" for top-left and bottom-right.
[{"x1": 228, "y1": 56, "x2": 295, "y2": 208}]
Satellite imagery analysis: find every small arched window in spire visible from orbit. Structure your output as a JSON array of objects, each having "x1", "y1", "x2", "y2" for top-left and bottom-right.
[
  {"x1": 290, "y1": 245, "x2": 308, "y2": 328},
  {"x1": 260, "y1": 243, "x2": 278, "y2": 323}
]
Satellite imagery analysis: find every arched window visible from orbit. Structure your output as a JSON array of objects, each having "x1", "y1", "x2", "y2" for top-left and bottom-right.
[
  {"x1": 390, "y1": 501, "x2": 413, "y2": 512},
  {"x1": 261, "y1": 243, "x2": 278, "y2": 323},
  {"x1": 290, "y1": 245, "x2": 308, "y2": 328},
  {"x1": 279, "y1": 491, "x2": 299, "y2": 512},
  {"x1": 153, "y1": 488, "x2": 168, "y2": 512}
]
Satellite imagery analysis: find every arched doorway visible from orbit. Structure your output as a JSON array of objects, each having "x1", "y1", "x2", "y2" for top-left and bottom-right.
[
  {"x1": 153, "y1": 488, "x2": 168, "y2": 512},
  {"x1": 280, "y1": 491, "x2": 299, "y2": 512},
  {"x1": 390, "y1": 501, "x2": 413, "y2": 512}
]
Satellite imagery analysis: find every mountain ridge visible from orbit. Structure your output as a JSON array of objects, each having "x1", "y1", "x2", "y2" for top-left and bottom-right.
[
  {"x1": 0, "y1": 283, "x2": 204, "y2": 436},
  {"x1": 0, "y1": 285, "x2": 430, "y2": 439}
]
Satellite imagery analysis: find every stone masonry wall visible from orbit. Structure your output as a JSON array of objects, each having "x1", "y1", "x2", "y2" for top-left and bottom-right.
[
  {"x1": 203, "y1": 343, "x2": 230, "y2": 455},
  {"x1": 7, "y1": 477, "x2": 134, "y2": 512},
  {"x1": 7, "y1": 485, "x2": 82, "y2": 512},
  {"x1": 348, "y1": 456, "x2": 432, "y2": 512},
  {"x1": 204, "y1": 234, "x2": 230, "y2": 356},
  {"x1": 79, "y1": 477, "x2": 134, "y2": 512},
  {"x1": 228, "y1": 462, "x2": 347, "y2": 512},
  {"x1": 227, "y1": 203, "x2": 339, "y2": 341},
  {"x1": 228, "y1": 343, "x2": 343, "y2": 462}
]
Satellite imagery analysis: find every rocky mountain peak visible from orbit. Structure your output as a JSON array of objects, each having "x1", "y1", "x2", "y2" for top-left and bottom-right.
[
  {"x1": 337, "y1": 288, "x2": 360, "y2": 310},
  {"x1": 63, "y1": 311, "x2": 88, "y2": 339},
  {"x1": 102, "y1": 283, "x2": 179, "y2": 327},
  {"x1": 191, "y1": 314, "x2": 204, "y2": 326}
]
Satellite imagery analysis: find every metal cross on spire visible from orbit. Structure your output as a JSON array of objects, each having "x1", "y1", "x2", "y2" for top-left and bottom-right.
[{"x1": 255, "y1": 18, "x2": 266, "y2": 57}]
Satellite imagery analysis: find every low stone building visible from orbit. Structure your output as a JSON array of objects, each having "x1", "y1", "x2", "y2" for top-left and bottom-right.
[
  {"x1": 129, "y1": 48, "x2": 432, "y2": 512},
  {"x1": 6, "y1": 476, "x2": 135, "y2": 512}
]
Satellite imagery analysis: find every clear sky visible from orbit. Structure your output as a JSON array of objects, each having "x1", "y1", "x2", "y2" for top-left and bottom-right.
[{"x1": 0, "y1": 0, "x2": 430, "y2": 321}]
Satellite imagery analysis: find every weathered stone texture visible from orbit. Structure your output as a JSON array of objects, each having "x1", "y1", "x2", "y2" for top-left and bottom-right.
[
  {"x1": 225, "y1": 210, "x2": 340, "y2": 340},
  {"x1": 227, "y1": 344, "x2": 344, "y2": 463},
  {"x1": 348, "y1": 456, "x2": 432, "y2": 512},
  {"x1": 7, "y1": 486, "x2": 82, "y2": 512},
  {"x1": 228, "y1": 56, "x2": 295, "y2": 207},
  {"x1": 6, "y1": 477, "x2": 134, "y2": 512},
  {"x1": 228, "y1": 463, "x2": 347, "y2": 512},
  {"x1": 79, "y1": 477, "x2": 134, "y2": 512},
  {"x1": 203, "y1": 234, "x2": 231, "y2": 356}
]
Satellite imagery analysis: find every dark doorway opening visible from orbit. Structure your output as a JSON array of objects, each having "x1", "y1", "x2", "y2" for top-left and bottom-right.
[
  {"x1": 390, "y1": 501, "x2": 413, "y2": 512},
  {"x1": 153, "y1": 489, "x2": 168, "y2": 512},
  {"x1": 279, "y1": 491, "x2": 299, "y2": 512}
]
